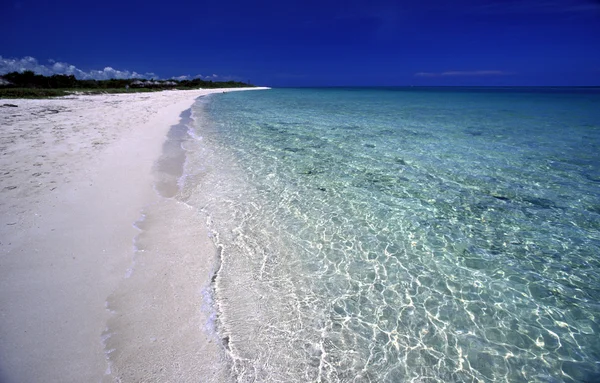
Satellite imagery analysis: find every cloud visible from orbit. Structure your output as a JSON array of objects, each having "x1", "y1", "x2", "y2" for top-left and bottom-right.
[
  {"x1": 1, "y1": 56, "x2": 239, "y2": 83},
  {"x1": 0, "y1": 56, "x2": 157, "y2": 80},
  {"x1": 172, "y1": 75, "x2": 192, "y2": 81},
  {"x1": 414, "y1": 70, "x2": 513, "y2": 77}
]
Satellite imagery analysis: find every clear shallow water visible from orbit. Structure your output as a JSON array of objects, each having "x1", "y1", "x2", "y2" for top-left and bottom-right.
[{"x1": 184, "y1": 88, "x2": 600, "y2": 382}]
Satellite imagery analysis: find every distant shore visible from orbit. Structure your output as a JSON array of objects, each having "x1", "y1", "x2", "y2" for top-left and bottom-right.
[
  {"x1": 0, "y1": 87, "x2": 268, "y2": 382},
  {"x1": 0, "y1": 70, "x2": 258, "y2": 99}
]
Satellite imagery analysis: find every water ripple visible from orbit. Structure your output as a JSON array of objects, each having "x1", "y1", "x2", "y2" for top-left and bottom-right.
[{"x1": 186, "y1": 89, "x2": 600, "y2": 382}]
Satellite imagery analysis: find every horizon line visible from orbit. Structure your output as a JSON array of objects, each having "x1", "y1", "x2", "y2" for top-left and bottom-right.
[{"x1": 270, "y1": 85, "x2": 600, "y2": 88}]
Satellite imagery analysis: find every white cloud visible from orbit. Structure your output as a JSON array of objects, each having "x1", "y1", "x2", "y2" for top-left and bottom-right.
[
  {"x1": 414, "y1": 70, "x2": 512, "y2": 77},
  {"x1": 0, "y1": 56, "x2": 239, "y2": 82},
  {"x1": 172, "y1": 75, "x2": 191, "y2": 81},
  {"x1": 86, "y1": 66, "x2": 157, "y2": 80},
  {"x1": 0, "y1": 56, "x2": 53, "y2": 76},
  {"x1": 0, "y1": 56, "x2": 157, "y2": 80},
  {"x1": 197, "y1": 74, "x2": 217, "y2": 78}
]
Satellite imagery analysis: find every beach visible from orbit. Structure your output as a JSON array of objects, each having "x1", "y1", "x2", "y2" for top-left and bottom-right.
[
  {"x1": 1, "y1": 87, "x2": 599, "y2": 382},
  {"x1": 0, "y1": 88, "x2": 267, "y2": 382}
]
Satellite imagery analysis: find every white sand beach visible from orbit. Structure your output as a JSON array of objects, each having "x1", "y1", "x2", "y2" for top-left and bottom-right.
[{"x1": 0, "y1": 88, "x2": 267, "y2": 382}]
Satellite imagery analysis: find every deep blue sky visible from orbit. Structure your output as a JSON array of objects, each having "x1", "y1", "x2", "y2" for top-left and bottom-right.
[{"x1": 1, "y1": 0, "x2": 599, "y2": 86}]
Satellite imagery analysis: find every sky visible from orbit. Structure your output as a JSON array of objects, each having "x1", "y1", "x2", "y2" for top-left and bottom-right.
[{"x1": 1, "y1": 0, "x2": 599, "y2": 86}]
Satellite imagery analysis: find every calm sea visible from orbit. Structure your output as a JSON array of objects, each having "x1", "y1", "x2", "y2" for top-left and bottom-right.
[{"x1": 181, "y1": 87, "x2": 600, "y2": 382}]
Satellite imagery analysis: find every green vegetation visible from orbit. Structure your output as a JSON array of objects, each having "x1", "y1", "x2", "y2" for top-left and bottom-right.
[
  {"x1": 0, "y1": 88, "x2": 70, "y2": 98},
  {"x1": 0, "y1": 71, "x2": 254, "y2": 98}
]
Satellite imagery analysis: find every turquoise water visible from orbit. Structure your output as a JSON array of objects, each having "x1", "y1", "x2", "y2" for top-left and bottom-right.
[{"x1": 184, "y1": 88, "x2": 600, "y2": 382}]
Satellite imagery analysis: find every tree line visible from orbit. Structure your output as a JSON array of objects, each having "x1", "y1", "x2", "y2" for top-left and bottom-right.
[{"x1": 0, "y1": 71, "x2": 253, "y2": 89}]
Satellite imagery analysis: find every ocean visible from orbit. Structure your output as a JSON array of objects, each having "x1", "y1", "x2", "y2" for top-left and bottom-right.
[{"x1": 180, "y1": 87, "x2": 600, "y2": 382}]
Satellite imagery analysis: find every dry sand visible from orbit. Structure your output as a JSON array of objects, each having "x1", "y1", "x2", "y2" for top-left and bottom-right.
[{"x1": 0, "y1": 88, "x2": 267, "y2": 382}]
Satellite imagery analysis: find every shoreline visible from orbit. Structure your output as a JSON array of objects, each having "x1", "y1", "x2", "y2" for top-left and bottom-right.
[{"x1": 0, "y1": 87, "x2": 268, "y2": 382}]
